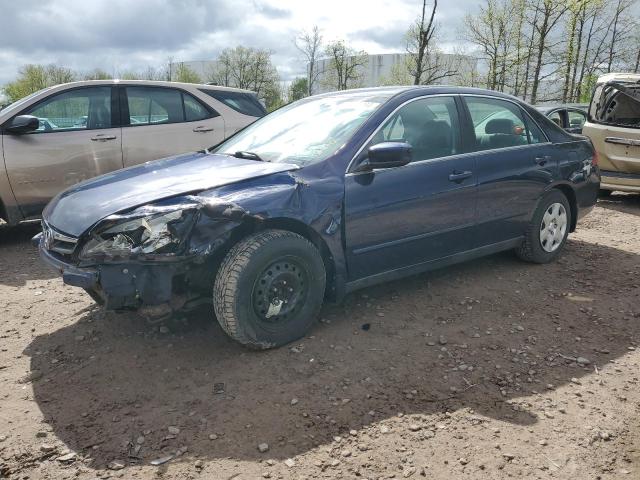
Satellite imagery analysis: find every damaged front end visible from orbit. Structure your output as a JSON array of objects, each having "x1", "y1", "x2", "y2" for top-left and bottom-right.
[
  {"x1": 37, "y1": 194, "x2": 252, "y2": 316},
  {"x1": 37, "y1": 169, "x2": 345, "y2": 319}
]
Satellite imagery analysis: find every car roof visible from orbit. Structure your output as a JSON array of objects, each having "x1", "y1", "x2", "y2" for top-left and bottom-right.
[
  {"x1": 309, "y1": 85, "x2": 529, "y2": 103},
  {"x1": 39, "y1": 79, "x2": 257, "y2": 95}
]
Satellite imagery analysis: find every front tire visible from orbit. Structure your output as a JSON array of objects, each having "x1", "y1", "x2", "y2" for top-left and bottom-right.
[
  {"x1": 213, "y1": 229, "x2": 326, "y2": 349},
  {"x1": 516, "y1": 190, "x2": 571, "y2": 264}
]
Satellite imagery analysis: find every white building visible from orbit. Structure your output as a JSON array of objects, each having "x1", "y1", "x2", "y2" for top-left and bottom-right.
[{"x1": 310, "y1": 52, "x2": 479, "y2": 94}]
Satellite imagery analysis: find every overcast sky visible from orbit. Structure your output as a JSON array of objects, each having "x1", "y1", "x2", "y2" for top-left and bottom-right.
[{"x1": 0, "y1": 0, "x2": 478, "y2": 86}]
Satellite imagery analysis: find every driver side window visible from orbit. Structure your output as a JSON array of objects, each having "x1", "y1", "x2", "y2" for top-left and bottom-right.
[
  {"x1": 370, "y1": 96, "x2": 461, "y2": 162},
  {"x1": 23, "y1": 87, "x2": 112, "y2": 132}
]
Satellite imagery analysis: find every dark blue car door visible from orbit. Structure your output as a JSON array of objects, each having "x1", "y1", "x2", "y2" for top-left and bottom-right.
[
  {"x1": 344, "y1": 95, "x2": 477, "y2": 281},
  {"x1": 460, "y1": 95, "x2": 556, "y2": 247}
]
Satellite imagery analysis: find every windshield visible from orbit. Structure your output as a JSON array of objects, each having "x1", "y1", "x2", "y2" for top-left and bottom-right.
[{"x1": 214, "y1": 92, "x2": 390, "y2": 166}]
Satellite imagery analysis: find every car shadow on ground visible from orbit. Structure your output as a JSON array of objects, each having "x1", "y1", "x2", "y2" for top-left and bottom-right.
[
  {"x1": 24, "y1": 238, "x2": 639, "y2": 470},
  {"x1": 597, "y1": 192, "x2": 640, "y2": 217},
  {"x1": 0, "y1": 221, "x2": 57, "y2": 286}
]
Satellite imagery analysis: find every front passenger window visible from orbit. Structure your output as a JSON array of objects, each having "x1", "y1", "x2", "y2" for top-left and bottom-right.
[{"x1": 370, "y1": 96, "x2": 460, "y2": 162}]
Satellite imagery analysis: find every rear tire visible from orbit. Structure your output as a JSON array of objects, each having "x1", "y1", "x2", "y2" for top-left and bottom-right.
[
  {"x1": 213, "y1": 229, "x2": 326, "y2": 349},
  {"x1": 516, "y1": 190, "x2": 571, "y2": 264}
]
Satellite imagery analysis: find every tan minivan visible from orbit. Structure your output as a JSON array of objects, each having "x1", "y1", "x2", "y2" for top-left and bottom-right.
[
  {"x1": 0, "y1": 80, "x2": 266, "y2": 224},
  {"x1": 583, "y1": 73, "x2": 640, "y2": 194}
]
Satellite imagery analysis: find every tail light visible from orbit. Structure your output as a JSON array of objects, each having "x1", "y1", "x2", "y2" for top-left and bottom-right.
[{"x1": 591, "y1": 149, "x2": 599, "y2": 166}]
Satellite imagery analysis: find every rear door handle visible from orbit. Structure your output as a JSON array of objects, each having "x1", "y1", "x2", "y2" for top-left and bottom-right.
[
  {"x1": 193, "y1": 126, "x2": 214, "y2": 133},
  {"x1": 534, "y1": 155, "x2": 551, "y2": 166},
  {"x1": 91, "y1": 134, "x2": 117, "y2": 142},
  {"x1": 448, "y1": 170, "x2": 473, "y2": 183}
]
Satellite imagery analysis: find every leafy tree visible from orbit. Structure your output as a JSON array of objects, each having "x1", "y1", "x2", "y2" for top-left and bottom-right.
[
  {"x1": 263, "y1": 81, "x2": 285, "y2": 112},
  {"x1": 289, "y1": 77, "x2": 308, "y2": 101},
  {"x1": 3, "y1": 64, "x2": 76, "y2": 102},
  {"x1": 173, "y1": 63, "x2": 202, "y2": 83},
  {"x1": 83, "y1": 68, "x2": 112, "y2": 80},
  {"x1": 209, "y1": 46, "x2": 280, "y2": 98}
]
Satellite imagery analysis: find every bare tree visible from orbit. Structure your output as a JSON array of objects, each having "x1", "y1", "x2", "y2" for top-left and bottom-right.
[
  {"x1": 295, "y1": 26, "x2": 323, "y2": 96},
  {"x1": 464, "y1": 0, "x2": 511, "y2": 91},
  {"x1": 606, "y1": 0, "x2": 634, "y2": 73},
  {"x1": 529, "y1": 0, "x2": 568, "y2": 104},
  {"x1": 561, "y1": 0, "x2": 584, "y2": 102},
  {"x1": 324, "y1": 40, "x2": 367, "y2": 90},
  {"x1": 406, "y1": 1, "x2": 450, "y2": 85},
  {"x1": 407, "y1": 0, "x2": 461, "y2": 85}
]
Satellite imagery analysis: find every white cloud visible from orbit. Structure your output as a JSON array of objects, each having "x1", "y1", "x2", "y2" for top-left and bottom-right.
[{"x1": 0, "y1": 0, "x2": 479, "y2": 85}]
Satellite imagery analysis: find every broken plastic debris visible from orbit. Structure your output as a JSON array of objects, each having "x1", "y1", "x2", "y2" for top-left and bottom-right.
[
  {"x1": 213, "y1": 383, "x2": 225, "y2": 394},
  {"x1": 265, "y1": 299, "x2": 283, "y2": 318},
  {"x1": 150, "y1": 455, "x2": 174, "y2": 466}
]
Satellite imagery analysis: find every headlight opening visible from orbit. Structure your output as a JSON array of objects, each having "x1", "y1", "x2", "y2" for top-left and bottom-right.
[{"x1": 80, "y1": 209, "x2": 197, "y2": 260}]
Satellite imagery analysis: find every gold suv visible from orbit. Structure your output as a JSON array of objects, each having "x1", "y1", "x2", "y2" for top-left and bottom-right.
[
  {"x1": 0, "y1": 80, "x2": 266, "y2": 224},
  {"x1": 583, "y1": 73, "x2": 640, "y2": 194}
]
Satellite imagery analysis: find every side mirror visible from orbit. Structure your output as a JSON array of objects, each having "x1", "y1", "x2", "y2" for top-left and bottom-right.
[
  {"x1": 355, "y1": 142, "x2": 412, "y2": 172},
  {"x1": 5, "y1": 115, "x2": 40, "y2": 134}
]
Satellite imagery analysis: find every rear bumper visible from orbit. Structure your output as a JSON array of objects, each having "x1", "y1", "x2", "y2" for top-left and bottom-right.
[
  {"x1": 600, "y1": 170, "x2": 640, "y2": 192},
  {"x1": 35, "y1": 233, "x2": 191, "y2": 311}
]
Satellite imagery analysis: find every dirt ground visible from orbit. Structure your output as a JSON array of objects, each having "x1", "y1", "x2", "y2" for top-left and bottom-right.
[{"x1": 1, "y1": 195, "x2": 639, "y2": 480}]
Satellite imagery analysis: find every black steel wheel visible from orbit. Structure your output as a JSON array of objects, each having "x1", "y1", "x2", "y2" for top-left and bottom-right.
[{"x1": 213, "y1": 230, "x2": 326, "y2": 349}]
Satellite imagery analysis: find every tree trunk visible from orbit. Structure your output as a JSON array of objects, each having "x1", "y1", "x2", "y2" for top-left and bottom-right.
[{"x1": 607, "y1": 1, "x2": 621, "y2": 73}]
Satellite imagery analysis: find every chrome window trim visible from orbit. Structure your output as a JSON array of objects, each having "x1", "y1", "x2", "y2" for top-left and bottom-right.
[
  {"x1": 461, "y1": 93, "x2": 551, "y2": 144},
  {"x1": 346, "y1": 92, "x2": 551, "y2": 175}
]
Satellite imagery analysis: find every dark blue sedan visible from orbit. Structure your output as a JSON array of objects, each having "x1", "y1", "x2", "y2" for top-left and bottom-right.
[{"x1": 36, "y1": 86, "x2": 600, "y2": 349}]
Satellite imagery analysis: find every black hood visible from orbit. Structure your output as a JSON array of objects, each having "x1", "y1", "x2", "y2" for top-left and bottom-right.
[{"x1": 43, "y1": 152, "x2": 298, "y2": 237}]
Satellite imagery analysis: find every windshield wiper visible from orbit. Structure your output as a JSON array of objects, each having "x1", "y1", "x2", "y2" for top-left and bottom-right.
[{"x1": 233, "y1": 151, "x2": 268, "y2": 162}]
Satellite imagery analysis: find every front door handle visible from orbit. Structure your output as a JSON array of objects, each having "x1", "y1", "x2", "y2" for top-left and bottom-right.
[
  {"x1": 534, "y1": 155, "x2": 551, "y2": 166},
  {"x1": 193, "y1": 126, "x2": 214, "y2": 133},
  {"x1": 448, "y1": 170, "x2": 473, "y2": 183},
  {"x1": 91, "y1": 134, "x2": 117, "y2": 142}
]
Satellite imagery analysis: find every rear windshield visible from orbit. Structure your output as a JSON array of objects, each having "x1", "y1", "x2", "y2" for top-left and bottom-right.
[
  {"x1": 199, "y1": 89, "x2": 267, "y2": 117},
  {"x1": 589, "y1": 81, "x2": 640, "y2": 128}
]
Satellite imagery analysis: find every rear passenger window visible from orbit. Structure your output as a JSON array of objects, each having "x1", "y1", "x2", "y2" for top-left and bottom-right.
[
  {"x1": 465, "y1": 97, "x2": 543, "y2": 151},
  {"x1": 199, "y1": 89, "x2": 267, "y2": 117},
  {"x1": 370, "y1": 96, "x2": 460, "y2": 162},
  {"x1": 125, "y1": 87, "x2": 214, "y2": 125}
]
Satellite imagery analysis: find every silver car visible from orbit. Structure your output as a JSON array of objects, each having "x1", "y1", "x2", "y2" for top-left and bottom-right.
[{"x1": 0, "y1": 80, "x2": 266, "y2": 224}]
